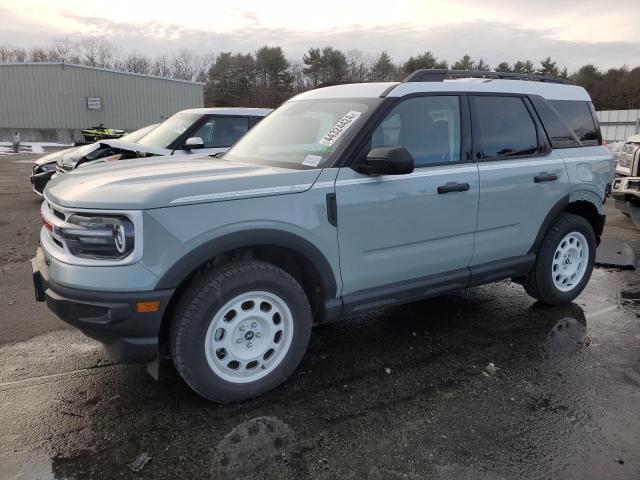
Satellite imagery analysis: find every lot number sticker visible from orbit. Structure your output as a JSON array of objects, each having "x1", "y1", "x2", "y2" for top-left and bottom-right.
[
  {"x1": 302, "y1": 155, "x2": 323, "y2": 167},
  {"x1": 319, "y1": 111, "x2": 362, "y2": 147}
]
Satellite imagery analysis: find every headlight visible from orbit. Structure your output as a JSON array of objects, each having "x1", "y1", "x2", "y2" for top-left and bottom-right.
[
  {"x1": 55, "y1": 214, "x2": 135, "y2": 260},
  {"x1": 38, "y1": 162, "x2": 57, "y2": 173},
  {"x1": 623, "y1": 143, "x2": 639, "y2": 155},
  {"x1": 618, "y1": 156, "x2": 630, "y2": 168}
]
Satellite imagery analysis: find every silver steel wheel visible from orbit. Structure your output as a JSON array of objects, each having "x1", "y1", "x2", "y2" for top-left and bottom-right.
[
  {"x1": 204, "y1": 291, "x2": 294, "y2": 384},
  {"x1": 551, "y1": 232, "x2": 589, "y2": 292}
]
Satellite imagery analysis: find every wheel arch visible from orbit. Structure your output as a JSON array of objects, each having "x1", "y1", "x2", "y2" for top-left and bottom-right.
[
  {"x1": 155, "y1": 229, "x2": 339, "y2": 354},
  {"x1": 529, "y1": 192, "x2": 605, "y2": 254}
]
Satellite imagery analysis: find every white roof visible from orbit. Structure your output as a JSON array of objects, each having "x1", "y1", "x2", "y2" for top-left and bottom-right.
[
  {"x1": 293, "y1": 78, "x2": 590, "y2": 102},
  {"x1": 179, "y1": 107, "x2": 273, "y2": 116}
]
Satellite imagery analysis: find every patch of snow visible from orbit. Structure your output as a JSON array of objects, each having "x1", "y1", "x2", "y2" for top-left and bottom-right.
[{"x1": 0, "y1": 142, "x2": 72, "y2": 156}]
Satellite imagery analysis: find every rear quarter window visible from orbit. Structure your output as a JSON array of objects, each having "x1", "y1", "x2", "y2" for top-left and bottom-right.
[{"x1": 548, "y1": 100, "x2": 600, "y2": 147}]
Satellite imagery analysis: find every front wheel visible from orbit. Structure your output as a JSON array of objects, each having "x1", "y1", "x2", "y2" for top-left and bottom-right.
[
  {"x1": 170, "y1": 260, "x2": 312, "y2": 402},
  {"x1": 523, "y1": 213, "x2": 596, "y2": 305}
]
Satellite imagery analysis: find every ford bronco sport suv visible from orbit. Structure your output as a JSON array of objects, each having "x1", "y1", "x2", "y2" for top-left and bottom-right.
[{"x1": 32, "y1": 70, "x2": 613, "y2": 402}]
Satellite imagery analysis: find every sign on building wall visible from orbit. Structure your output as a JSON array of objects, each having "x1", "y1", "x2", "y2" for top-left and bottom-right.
[{"x1": 86, "y1": 97, "x2": 102, "y2": 111}]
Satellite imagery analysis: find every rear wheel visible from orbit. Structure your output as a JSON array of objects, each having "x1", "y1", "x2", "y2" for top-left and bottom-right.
[
  {"x1": 170, "y1": 260, "x2": 312, "y2": 402},
  {"x1": 524, "y1": 213, "x2": 596, "y2": 305}
]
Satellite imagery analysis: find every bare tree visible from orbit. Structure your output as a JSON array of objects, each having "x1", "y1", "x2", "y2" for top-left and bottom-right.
[
  {"x1": 288, "y1": 60, "x2": 310, "y2": 91},
  {"x1": 77, "y1": 38, "x2": 114, "y2": 68},
  {"x1": 0, "y1": 45, "x2": 15, "y2": 62},
  {"x1": 171, "y1": 49, "x2": 199, "y2": 81},
  {"x1": 120, "y1": 52, "x2": 152, "y2": 74},
  {"x1": 29, "y1": 47, "x2": 49, "y2": 62},
  {"x1": 150, "y1": 55, "x2": 171, "y2": 78},
  {"x1": 345, "y1": 49, "x2": 371, "y2": 82},
  {"x1": 48, "y1": 38, "x2": 79, "y2": 63}
]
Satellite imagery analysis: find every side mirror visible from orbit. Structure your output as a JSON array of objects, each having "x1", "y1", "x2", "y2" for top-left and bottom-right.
[
  {"x1": 184, "y1": 137, "x2": 204, "y2": 150},
  {"x1": 356, "y1": 146, "x2": 414, "y2": 175}
]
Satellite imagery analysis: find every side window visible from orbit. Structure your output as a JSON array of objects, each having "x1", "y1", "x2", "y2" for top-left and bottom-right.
[
  {"x1": 528, "y1": 96, "x2": 581, "y2": 149},
  {"x1": 548, "y1": 100, "x2": 599, "y2": 146},
  {"x1": 193, "y1": 121, "x2": 214, "y2": 146},
  {"x1": 195, "y1": 116, "x2": 250, "y2": 148},
  {"x1": 371, "y1": 96, "x2": 461, "y2": 166},
  {"x1": 472, "y1": 96, "x2": 538, "y2": 159}
]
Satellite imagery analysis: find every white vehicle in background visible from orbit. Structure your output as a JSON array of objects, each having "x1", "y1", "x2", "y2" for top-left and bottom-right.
[
  {"x1": 31, "y1": 108, "x2": 272, "y2": 195},
  {"x1": 31, "y1": 124, "x2": 157, "y2": 195},
  {"x1": 56, "y1": 107, "x2": 272, "y2": 174},
  {"x1": 614, "y1": 134, "x2": 640, "y2": 177},
  {"x1": 612, "y1": 134, "x2": 640, "y2": 219}
]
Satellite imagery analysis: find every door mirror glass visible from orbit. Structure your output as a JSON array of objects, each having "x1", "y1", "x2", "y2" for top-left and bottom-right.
[
  {"x1": 184, "y1": 137, "x2": 204, "y2": 150},
  {"x1": 356, "y1": 146, "x2": 414, "y2": 175}
]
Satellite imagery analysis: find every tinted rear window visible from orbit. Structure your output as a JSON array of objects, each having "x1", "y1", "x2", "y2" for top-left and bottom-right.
[
  {"x1": 472, "y1": 96, "x2": 539, "y2": 159},
  {"x1": 528, "y1": 97, "x2": 580, "y2": 149},
  {"x1": 549, "y1": 100, "x2": 600, "y2": 146}
]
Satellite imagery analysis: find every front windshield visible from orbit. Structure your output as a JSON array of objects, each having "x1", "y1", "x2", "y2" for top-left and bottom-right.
[
  {"x1": 224, "y1": 98, "x2": 379, "y2": 169},
  {"x1": 119, "y1": 124, "x2": 157, "y2": 143},
  {"x1": 135, "y1": 113, "x2": 201, "y2": 149}
]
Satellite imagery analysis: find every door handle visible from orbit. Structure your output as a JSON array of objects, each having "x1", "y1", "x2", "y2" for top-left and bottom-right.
[
  {"x1": 534, "y1": 172, "x2": 558, "y2": 183},
  {"x1": 437, "y1": 182, "x2": 470, "y2": 194}
]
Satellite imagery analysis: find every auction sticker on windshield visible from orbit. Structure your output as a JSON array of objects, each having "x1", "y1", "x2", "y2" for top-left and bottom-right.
[
  {"x1": 319, "y1": 111, "x2": 362, "y2": 147},
  {"x1": 302, "y1": 155, "x2": 322, "y2": 167}
]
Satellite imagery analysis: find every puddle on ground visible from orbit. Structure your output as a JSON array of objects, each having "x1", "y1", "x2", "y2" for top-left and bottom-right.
[
  {"x1": 544, "y1": 315, "x2": 588, "y2": 360},
  {"x1": 212, "y1": 416, "x2": 298, "y2": 479}
]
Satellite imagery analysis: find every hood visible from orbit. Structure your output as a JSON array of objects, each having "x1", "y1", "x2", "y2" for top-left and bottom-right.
[
  {"x1": 59, "y1": 143, "x2": 101, "y2": 167},
  {"x1": 33, "y1": 147, "x2": 76, "y2": 166},
  {"x1": 59, "y1": 140, "x2": 169, "y2": 168},
  {"x1": 93, "y1": 139, "x2": 170, "y2": 156},
  {"x1": 45, "y1": 156, "x2": 323, "y2": 210}
]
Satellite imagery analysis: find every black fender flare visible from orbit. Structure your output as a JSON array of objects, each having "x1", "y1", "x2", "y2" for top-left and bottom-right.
[
  {"x1": 528, "y1": 194, "x2": 570, "y2": 254},
  {"x1": 154, "y1": 229, "x2": 338, "y2": 299},
  {"x1": 528, "y1": 192, "x2": 606, "y2": 254}
]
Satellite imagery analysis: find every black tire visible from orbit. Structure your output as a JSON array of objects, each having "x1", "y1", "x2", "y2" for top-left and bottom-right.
[
  {"x1": 170, "y1": 260, "x2": 312, "y2": 403},
  {"x1": 524, "y1": 213, "x2": 596, "y2": 305}
]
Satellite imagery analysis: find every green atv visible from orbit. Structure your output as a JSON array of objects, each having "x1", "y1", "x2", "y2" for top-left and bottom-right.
[{"x1": 82, "y1": 124, "x2": 126, "y2": 142}]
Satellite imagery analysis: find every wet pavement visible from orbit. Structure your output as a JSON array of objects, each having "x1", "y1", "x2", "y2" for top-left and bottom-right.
[{"x1": 1, "y1": 153, "x2": 639, "y2": 480}]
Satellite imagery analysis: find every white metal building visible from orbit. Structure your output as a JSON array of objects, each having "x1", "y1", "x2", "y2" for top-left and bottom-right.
[
  {"x1": 596, "y1": 109, "x2": 640, "y2": 143},
  {"x1": 0, "y1": 63, "x2": 204, "y2": 143}
]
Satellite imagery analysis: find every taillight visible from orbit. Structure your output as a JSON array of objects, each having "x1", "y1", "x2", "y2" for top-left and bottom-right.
[{"x1": 40, "y1": 212, "x2": 52, "y2": 231}]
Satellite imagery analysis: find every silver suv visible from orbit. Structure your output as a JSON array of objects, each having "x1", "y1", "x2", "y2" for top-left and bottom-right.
[{"x1": 32, "y1": 70, "x2": 614, "y2": 402}]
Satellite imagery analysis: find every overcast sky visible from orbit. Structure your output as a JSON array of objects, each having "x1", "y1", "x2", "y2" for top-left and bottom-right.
[{"x1": 2, "y1": 0, "x2": 639, "y2": 70}]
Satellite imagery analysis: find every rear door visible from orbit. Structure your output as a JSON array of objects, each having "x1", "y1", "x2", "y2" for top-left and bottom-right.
[
  {"x1": 470, "y1": 95, "x2": 570, "y2": 266},
  {"x1": 335, "y1": 94, "x2": 479, "y2": 298}
]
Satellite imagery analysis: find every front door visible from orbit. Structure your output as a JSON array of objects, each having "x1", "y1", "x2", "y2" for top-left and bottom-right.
[
  {"x1": 335, "y1": 95, "x2": 479, "y2": 298},
  {"x1": 177, "y1": 115, "x2": 251, "y2": 156}
]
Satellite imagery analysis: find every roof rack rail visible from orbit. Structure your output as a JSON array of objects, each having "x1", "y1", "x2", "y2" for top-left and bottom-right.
[
  {"x1": 314, "y1": 80, "x2": 355, "y2": 89},
  {"x1": 403, "y1": 69, "x2": 569, "y2": 85}
]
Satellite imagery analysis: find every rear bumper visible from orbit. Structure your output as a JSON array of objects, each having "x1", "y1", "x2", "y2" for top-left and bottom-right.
[{"x1": 32, "y1": 247, "x2": 174, "y2": 363}]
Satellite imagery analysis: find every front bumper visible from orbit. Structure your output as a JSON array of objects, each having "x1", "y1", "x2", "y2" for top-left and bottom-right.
[
  {"x1": 611, "y1": 177, "x2": 640, "y2": 201},
  {"x1": 30, "y1": 170, "x2": 55, "y2": 196},
  {"x1": 32, "y1": 247, "x2": 174, "y2": 363}
]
